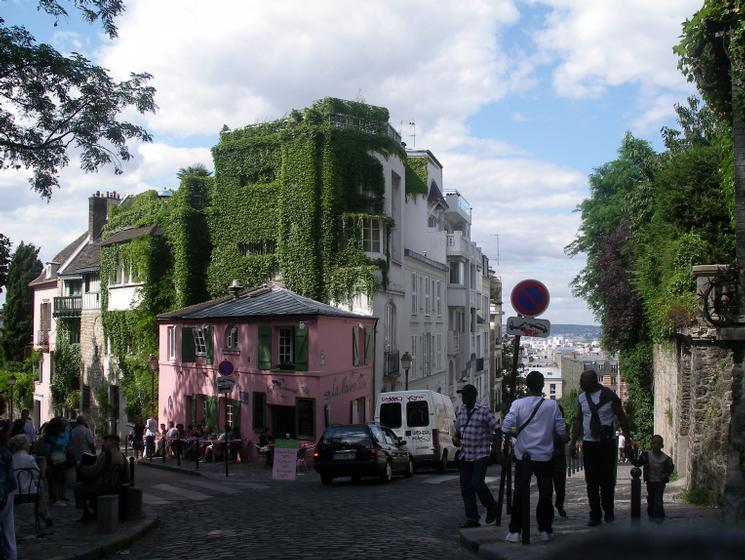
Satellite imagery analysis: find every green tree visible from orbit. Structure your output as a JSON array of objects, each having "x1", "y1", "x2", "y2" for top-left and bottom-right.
[
  {"x1": 676, "y1": 1, "x2": 745, "y2": 275},
  {"x1": 0, "y1": 242, "x2": 42, "y2": 364},
  {"x1": 0, "y1": 1, "x2": 156, "y2": 199},
  {"x1": 0, "y1": 233, "x2": 9, "y2": 295}
]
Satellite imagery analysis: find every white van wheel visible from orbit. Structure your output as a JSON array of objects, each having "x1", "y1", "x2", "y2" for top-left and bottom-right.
[{"x1": 438, "y1": 450, "x2": 448, "y2": 473}]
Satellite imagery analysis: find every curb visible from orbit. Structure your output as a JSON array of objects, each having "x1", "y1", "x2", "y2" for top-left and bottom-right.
[
  {"x1": 137, "y1": 459, "x2": 204, "y2": 477},
  {"x1": 459, "y1": 528, "x2": 507, "y2": 560},
  {"x1": 47, "y1": 514, "x2": 160, "y2": 560}
]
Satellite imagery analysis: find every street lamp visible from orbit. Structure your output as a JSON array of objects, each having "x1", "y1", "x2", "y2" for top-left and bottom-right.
[
  {"x1": 147, "y1": 355, "x2": 159, "y2": 417},
  {"x1": 400, "y1": 352, "x2": 412, "y2": 391},
  {"x1": 7, "y1": 375, "x2": 16, "y2": 421}
]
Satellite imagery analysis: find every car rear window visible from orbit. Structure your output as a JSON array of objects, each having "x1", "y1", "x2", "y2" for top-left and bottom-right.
[
  {"x1": 406, "y1": 401, "x2": 429, "y2": 427},
  {"x1": 320, "y1": 426, "x2": 371, "y2": 446},
  {"x1": 379, "y1": 402, "x2": 402, "y2": 428}
]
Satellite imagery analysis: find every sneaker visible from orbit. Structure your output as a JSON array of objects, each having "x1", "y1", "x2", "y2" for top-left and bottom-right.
[
  {"x1": 485, "y1": 506, "x2": 497, "y2": 524},
  {"x1": 604, "y1": 511, "x2": 615, "y2": 523},
  {"x1": 539, "y1": 531, "x2": 554, "y2": 542},
  {"x1": 505, "y1": 532, "x2": 521, "y2": 543},
  {"x1": 52, "y1": 501, "x2": 67, "y2": 507}
]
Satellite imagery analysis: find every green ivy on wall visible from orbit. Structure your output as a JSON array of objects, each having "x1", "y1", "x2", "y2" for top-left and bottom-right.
[
  {"x1": 404, "y1": 155, "x2": 429, "y2": 197},
  {"x1": 52, "y1": 320, "x2": 81, "y2": 410}
]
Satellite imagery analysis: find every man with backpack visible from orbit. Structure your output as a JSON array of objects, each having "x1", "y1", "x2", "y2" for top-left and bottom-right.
[
  {"x1": 502, "y1": 370, "x2": 566, "y2": 543},
  {"x1": 569, "y1": 369, "x2": 631, "y2": 527}
]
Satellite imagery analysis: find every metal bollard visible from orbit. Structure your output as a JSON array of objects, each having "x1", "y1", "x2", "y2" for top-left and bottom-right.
[
  {"x1": 177, "y1": 440, "x2": 181, "y2": 466},
  {"x1": 630, "y1": 467, "x2": 642, "y2": 526},
  {"x1": 162, "y1": 438, "x2": 166, "y2": 464},
  {"x1": 196, "y1": 439, "x2": 200, "y2": 470},
  {"x1": 129, "y1": 456, "x2": 135, "y2": 486}
]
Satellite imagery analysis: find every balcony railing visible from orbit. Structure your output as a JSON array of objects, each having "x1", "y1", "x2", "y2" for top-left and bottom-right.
[
  {"x1": 37, "y1": 329, "x2": 49, "y2": 349},
  {"x1": 384, "y1": 350, "x2": 400, "y2": 377},
  {"x1": 53, "y1": 296, "x2": 81, "y2": 318},
  {"x1": 448, "y1": 332, "x2": 460, "y2": 354},
  {"x1": 82, "y1": 292, "x2": 100, "y2": 311}
]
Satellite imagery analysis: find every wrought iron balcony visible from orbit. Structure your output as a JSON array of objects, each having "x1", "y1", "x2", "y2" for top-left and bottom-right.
[
  {"x1": 384, "y1": 350, "x2": 400, "y2": 377},
  {"x1": 53, "y1": 295, "x2": 81, "y2": 318},
  {"x1": 694, "y1": 264, "x2": 743, "y2": 327}
]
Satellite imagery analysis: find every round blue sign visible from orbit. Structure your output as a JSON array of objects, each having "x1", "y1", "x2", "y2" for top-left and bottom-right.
[
  {"x1": 218, "y1": 359, "x2": 234, "y2": 376},
  {"x1": 511, "y1": 279, "x2": 550, "y2": 317}
]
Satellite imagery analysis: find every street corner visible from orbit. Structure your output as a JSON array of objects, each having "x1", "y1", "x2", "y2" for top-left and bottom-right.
[{"x1": 458, "y1": 525, "x2": 503, "y2": 556}]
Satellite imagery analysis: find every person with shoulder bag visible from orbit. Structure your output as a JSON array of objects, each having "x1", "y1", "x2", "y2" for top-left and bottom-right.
[
  {"x1": 501, "y1": 371, "x2": 566, "y2": 544},
  {"x1": 569, "y1": 370, "x2": 631, "y2": 527}
]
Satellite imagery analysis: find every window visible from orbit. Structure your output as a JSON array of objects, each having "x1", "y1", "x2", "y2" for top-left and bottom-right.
[
  {"x1": 167, "y1": 326, "x2": 176, "y2": 360},
  {"x1": 436, "y1": 281, "x2": 441, "y2": 316},
  {"x1": 296, "y1": 398, "x2": 315, "y2": 440},
  {"x1": 237, "y1": 240, "x2": 276, "y2": 256},
  {"x1": 225, "y1": 325, "x2": 239, "y2": 351},
  {"x1": 362, "y1": 217, "x2": 382, "y2": 253},
  {"x1": 279, "y1": 327, "x2": 293, "y2": 366},
  {"x1": 549, "y1": 384, "x2": 556, "y2": 400},
  {"x1": 384, "y1": 303, "x2": 396, "y2": 352},
  {"x1": 82, "y1": 384, "x2": 91, "y2": 412},
  {"x1": 419, "y1": 275, "x2": 423, "y2": 312},
  {"x1": 352, "y1": 325, "x2": 371, "y2": 367},
  {"x1": 436, "y1": 334, "x2": 442, "y2": 369},
  {"x1": 66, "y1": 280, "x2": 82, "y2": 296},
  {"x1": 406, "y1": 401, "x2": 429, "y2": 427},
  {"x1": 425, "y1": 277, "x2": 431, "y2": 316},
  {"x1": 40, "y1": 302, "x2": 51, "y2": 331},
  {"x1": 67, "y1": 319, "x2": 81, "y2": 344},
  {"x1": 411, "y1": 336, "x2": 417, "y2": 378},
  {"x1": 470, "y1": 264, "x2": 477, "y2": 289},
  {"x1": 449, "y1": 262, "x2": 461, "y2": 284},
  {"x1": 193, "y1": 327, "x2": 208, "y2": 355},
  {"x1": 253, "y1": 392, "x2": 266, "y2": 432},
  {"x1": 428, "y1": 215, "x2": 438, "y2": 228},
  {"x1": 411, "y1": 273, "x2": 417, "y2": 314},
  {"x1": 379, "y1": 402, "x2": 402, "y2": 428}
]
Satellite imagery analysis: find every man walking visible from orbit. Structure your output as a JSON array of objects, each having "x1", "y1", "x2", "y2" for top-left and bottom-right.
[
  {"x1": 20, "y1": 409, "x2": 36, "y2": 444},
  {"x1": 502, "y1": 371, "x2": 566, "y2": 543},
  {"x1": 570, "y1": 369, "x2": 631, "y2": 526},
  {"x1": 454, "y1": 384, "x2": 500, "y2": 528}
]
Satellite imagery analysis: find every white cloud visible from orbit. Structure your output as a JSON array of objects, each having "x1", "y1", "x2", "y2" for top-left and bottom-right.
[{"x1": 99, "y1": 0, "x2": 521, "y2": 136}]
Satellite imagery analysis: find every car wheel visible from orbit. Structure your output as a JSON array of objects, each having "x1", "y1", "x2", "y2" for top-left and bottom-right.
[
  {"x1": 437, "y1": 450, "x2": 448, "y2": 474},
  {"x1": 404, "y1": 456, "x2": 414, "y2": 478},
  {"x1": 321, "y1": 473, "x2": 333, "y2": 486},
  {"x1": 380, "y1": 460, "x2": 393, "y2": 483}
]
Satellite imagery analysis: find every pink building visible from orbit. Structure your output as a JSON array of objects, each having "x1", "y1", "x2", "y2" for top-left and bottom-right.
[{"x1": 156, "y1": 283, "x2": 377, "y2": 449}]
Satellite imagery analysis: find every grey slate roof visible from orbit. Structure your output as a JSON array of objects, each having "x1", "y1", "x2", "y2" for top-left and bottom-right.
[
  {"x1": 100, "y1": 225, "x2": 163, "y2": 246},
  {"x1": 158, "y1": 283, "x2": 371, "y2": 321},
  {"x1": 63, "y1": 241, "x2": 100, "y2": 275},
  {"x1": 29, "y1": 231, "x2": 88, "y2": 286}
]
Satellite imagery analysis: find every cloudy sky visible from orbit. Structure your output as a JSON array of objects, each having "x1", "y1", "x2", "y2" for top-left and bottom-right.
[{"x1": 1, "y1": 0, "x2": 703, "y2": 324}]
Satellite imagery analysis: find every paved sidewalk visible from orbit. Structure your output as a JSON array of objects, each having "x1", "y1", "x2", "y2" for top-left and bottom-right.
[
  {"x1": 15, "y1": 500, "x2": 158, "y2": 560},
  {"x1": 459, "y1": 464, "x2": 730, "y2": 560}
]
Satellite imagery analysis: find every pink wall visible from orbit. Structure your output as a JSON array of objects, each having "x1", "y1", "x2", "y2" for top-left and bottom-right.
[{"x1": 157, "y1": 314, "x2": 377, "y2": 446}]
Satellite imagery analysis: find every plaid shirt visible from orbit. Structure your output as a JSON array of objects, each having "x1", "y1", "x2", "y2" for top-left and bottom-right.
[{"x1": 456, "y1": 401, "x2": 499, "y2": 461}]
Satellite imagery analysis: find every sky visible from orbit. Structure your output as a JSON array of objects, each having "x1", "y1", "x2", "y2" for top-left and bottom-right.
[{"x1": 0, "y1": 0, "x2": 704, "y2": 325}]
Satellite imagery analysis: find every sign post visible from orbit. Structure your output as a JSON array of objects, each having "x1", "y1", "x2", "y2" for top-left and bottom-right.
[{"x1": 215, "y1": 368, "x2": 236, "y2": 478}]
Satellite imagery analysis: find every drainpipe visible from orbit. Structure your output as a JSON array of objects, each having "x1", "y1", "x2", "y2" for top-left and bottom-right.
[{"x1": 371, "y1": 318, "x2": 379, "y2": 417}]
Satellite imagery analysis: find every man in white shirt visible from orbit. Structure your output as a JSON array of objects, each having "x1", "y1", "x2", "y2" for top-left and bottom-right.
[
  {"x1": 145, "y1": 416, "x2": 158, "y2": 458},
  {"x1": 617, "y1": 431, "x2": 626, "y2": 463},
  {"x1": 20, "y1": 409, "x2": 36, "y2": 444},
  {"x1": 501, "y1": 371, "x2": 566, "y2": 543}
]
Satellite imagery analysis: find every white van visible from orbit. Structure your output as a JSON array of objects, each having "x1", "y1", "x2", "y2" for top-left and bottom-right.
[{"x1": 374, "y1": 390, "x2": 457, "y2": 472}]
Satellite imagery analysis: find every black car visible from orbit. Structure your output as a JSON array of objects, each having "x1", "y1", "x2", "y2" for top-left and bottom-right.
[{"x1": 313, "y1": 423, "x2": 414, "y2": 485}]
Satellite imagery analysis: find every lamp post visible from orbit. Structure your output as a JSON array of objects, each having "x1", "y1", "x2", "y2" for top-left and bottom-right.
[
  {"x1": 400, "y1": 352, "x2": 412, "y2": 391},
  {"x1": 7, "y1": 375, "x2": 17, "y2": 421},
  {"x1": 147, "y1": 355, "x2": 158, "y2": 418}
]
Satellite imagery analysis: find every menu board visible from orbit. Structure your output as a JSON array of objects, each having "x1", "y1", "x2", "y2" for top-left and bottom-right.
[{"x1": 271, "y1": 439, "x2": 298, "y2": 481}]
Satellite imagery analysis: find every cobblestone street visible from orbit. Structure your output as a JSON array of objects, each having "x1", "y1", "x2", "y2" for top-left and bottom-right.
[{"x1": 120, "y1": 462, "x2": 488, "y2": 559}]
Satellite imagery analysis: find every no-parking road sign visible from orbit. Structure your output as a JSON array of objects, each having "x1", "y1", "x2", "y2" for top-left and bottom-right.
[{"x1": 510, "y1": 279, "x2": 550, "y2": 317}]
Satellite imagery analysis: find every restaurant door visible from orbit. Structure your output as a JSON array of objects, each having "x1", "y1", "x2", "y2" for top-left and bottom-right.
[{"x1": 270, "y1": 405, "x2": 295, "y2": 439}]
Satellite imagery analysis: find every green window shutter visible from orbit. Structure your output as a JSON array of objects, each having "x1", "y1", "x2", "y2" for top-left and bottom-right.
[
  {"x1": 206, "y1": 326, "x2": 214, "y2": 364},
  {"x1": 294, "y1": 327, "x2": 308, "y2": 371},
  {"x1": 364, "y1": 327, "x2": 372, "y2": 366},
  {"x1": 182, "y1": 327, "x2": 195, "y2": 362},
  {"x1": 352, "y1": 326, "x2": 360, "y2": 367},
  {"x1": 232, "y1": 399, "x2": 241, "y2": 432},
  {"x1": 206, "y1": 396, "x2": 219, "y2": 431},
  {"x1": 258, "y1": 326, "x2": 272, "y2": 370},
  {"x1": 190, "y1": 395, "x2": 197, "y2": 425}
]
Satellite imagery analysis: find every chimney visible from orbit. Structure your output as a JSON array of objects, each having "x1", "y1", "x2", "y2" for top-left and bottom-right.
[{"x1": 89, "y1": 191, "x2": 120, "y2": 240}]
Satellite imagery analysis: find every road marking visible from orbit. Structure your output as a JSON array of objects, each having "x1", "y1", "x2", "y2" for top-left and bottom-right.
[
  {"x1": 143, "y1": 494, "x2": 172, "y2": 505},
  {"x1": 422, "y1": 475, "x2": 460, "y2": 484},
  {"x1": 152, "y1": 483, "x2": 212, "y2": 500},
  {"x1": 184, "y1": 479, "x2": 242, "y2": 494}
]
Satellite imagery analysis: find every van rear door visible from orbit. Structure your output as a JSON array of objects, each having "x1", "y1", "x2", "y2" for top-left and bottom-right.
[
  {"x1": 378, "y1": 394, "x2": 404, "y2": 438},
  {"x1": 404, "y1": 394, "x2": 432, "y2": 456}
]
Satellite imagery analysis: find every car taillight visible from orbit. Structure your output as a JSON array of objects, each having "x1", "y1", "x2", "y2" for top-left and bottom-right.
[
  {"x1": 432, "y1": 429, "x2": 440, "y2": 449},
  {"x1": 369, "y1": 446, "x2": 379, "y2": 457}
]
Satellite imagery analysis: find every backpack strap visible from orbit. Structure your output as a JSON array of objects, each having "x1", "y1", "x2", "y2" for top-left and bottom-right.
[{"x1": 515, "y1": 398, "x2": 545, "y2": 437}]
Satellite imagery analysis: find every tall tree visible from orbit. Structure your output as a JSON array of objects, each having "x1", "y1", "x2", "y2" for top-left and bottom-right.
[
  {"x1": 0, "y1": 243, "x2": 42, "y2": 364},
  {"x1": 0, "y1": 233, "x2": 10, "y2": 295},
  {"x1": 0, "y1": 1, "x2": 156, "y2": 199},
  {"x1": 676, "y1": 1, "x2": 745, "y2": 279}
]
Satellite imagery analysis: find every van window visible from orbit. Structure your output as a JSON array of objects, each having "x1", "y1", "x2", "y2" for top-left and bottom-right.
[
  {"x1": 407, "y1": 401, "x2": 429, "y2": 427},
  {"x1": 379, "y1": 403, "x2": 402, "y2": 428}
]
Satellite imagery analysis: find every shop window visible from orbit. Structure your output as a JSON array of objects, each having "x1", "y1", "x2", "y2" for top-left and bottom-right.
[
  {"x1": 253, "y1": 392, "x2": 266, "y2": 432},
  {"x1": 295, "y1": 398, "x2": 315, "y2": 440}
]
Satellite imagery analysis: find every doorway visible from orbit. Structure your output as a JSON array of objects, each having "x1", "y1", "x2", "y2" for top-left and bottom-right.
[{"x1": 270, "y1": 405, "x2": 296, "y2": 439}]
